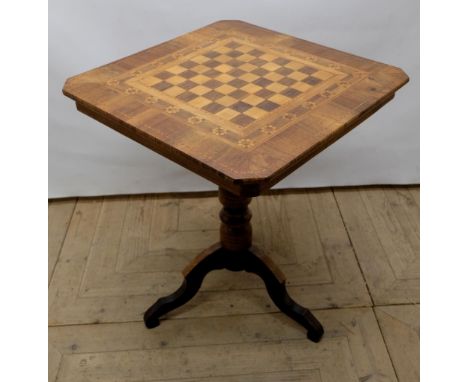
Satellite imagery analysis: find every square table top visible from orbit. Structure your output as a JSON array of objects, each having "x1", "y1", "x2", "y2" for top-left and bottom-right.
[{"x1": 63, "y1": 20, "x2": 408, "y2": 196}]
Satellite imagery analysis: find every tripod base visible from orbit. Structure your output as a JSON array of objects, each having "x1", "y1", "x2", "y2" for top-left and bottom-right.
[{"x1": 144, "y1": 243, "x2": 324, "y2": 342}]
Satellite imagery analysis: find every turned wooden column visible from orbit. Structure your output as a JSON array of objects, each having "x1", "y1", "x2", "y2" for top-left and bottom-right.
[{"x1": 219, "y1": 188, "x2": 252, "y2": 252}]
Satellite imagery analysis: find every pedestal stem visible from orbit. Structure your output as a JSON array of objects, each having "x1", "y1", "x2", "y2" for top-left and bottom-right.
[{"x1": 219, "y1": 188, "x2": 252, "y2": 252}]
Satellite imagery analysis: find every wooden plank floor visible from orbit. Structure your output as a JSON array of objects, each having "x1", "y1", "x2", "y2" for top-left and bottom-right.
[{"x1": 49, "y1": 186, "x2": 419, "y2": 382}]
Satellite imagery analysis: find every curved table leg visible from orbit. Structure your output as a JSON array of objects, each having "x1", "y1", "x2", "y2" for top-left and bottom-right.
[
  {"x1": 243, "y1": 248, "x2": 324, "y2": 342},
  {"x1": 144, "y1": 244, "x2": 225, "y2": 328}
]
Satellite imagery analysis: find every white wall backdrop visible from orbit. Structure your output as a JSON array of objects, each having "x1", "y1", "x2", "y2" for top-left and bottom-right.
[{"x1": 49, "y1": 0, "x2": 419, "y2": 198}]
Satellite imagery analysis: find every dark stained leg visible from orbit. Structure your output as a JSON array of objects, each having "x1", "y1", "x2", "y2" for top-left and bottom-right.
[
  {"x1": 144, "y1": 244, "x2": 225, "y2": 328},
  {"x1": 144, "y1": 188, "x2": 324, "y2": 342},
  {"x1": 243, "y1": 248, "x2": 324, "y2": 342}
]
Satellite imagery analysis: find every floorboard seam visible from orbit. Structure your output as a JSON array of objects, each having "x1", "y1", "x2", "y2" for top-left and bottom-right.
[
  {"x1": 48, "y1": 198, "x2": 78, "y2": 287},
  {"x1": 331, "y1": 188, "x2": 375, "y2": 306},
  {"x1": 48, "y1": 305, "x2": 376, "y2": 328},
  {"x1": 374, "y1": 302, "x2": 420, "y2": 308},
  {"x1": 372, "y1": 307, "x2": 401, "y2": 382}
]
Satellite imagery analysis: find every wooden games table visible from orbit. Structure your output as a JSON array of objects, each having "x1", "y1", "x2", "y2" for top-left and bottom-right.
[{"x1": 63, "y1": 20, "x2": 408, "y2": 342}]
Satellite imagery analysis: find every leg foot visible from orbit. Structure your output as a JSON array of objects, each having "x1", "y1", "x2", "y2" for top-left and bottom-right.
[
  {"x1": 144, "y1": 316, "x2": 160, "y2": 329},
  {"x1": 308, "y1": 328, "x2": 324, "y2": 343}
]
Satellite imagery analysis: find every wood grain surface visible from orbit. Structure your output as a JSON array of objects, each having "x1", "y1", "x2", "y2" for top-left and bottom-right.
[
  {"x1": 63, "y1": 20, "x2": 409, "y2": 196},
  {"x1": 49, "y1": 186, "x2": 419, "y2": 381},
  {"x1": 48, "y1": 190, "x2": 370, "y2": 326},
  {"x1": 48, "y1": 199, "x2": 76, "y2": 283},
  {"x1": 49, "y1": 308, "x2": 397, "y2": 382},
  {"x1": 334, "y1": 187, "x2": 419, "y2": 305}
]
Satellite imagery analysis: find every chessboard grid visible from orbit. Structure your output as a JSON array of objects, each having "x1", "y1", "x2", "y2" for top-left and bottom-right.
[
  {"x1": 111, "y1": 36, "x2": 366, "y2": 150},
  {"x1": 129, "y1": 39, "x2": 339, "y2": 129}
]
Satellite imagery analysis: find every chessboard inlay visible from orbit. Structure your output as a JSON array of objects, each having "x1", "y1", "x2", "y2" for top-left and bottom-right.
[
  {"x1": 131, "y1": 39, "x2": 336, "y2": 128},
  {"x1": 116, "y1": 37, "x2": 363, "y2": 149}
]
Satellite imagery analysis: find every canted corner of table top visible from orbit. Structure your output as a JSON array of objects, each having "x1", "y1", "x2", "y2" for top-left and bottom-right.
[{"x1": 63, "y1": 20, "x2": 409, "y2": 197}]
